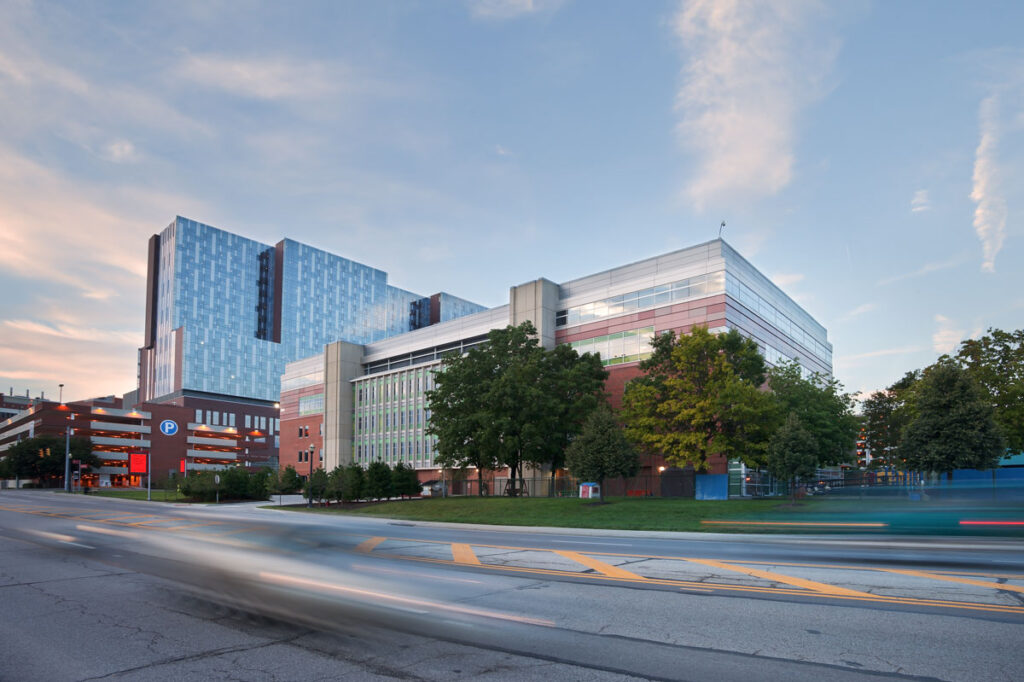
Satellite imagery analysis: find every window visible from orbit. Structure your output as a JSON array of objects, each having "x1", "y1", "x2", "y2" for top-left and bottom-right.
[
  {"x1": 298, "y1": 426, "x2": 303, "y2": 437},
  {"x1": 245, "y1": 414, "x2": 251, "y2": 428},
  {"x1": 195, "y1": 409, "x2": 202, "y2": 423}
]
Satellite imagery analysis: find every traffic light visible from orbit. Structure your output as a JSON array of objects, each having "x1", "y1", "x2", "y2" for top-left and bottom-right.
[{"x1": 46, "y1": 448, "x2": 51, "y2": 457}]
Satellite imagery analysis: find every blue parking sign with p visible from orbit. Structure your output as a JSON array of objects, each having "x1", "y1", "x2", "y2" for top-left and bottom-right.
[{"x1": 159, "y1": 420, "x2": 178, "y2": 436}]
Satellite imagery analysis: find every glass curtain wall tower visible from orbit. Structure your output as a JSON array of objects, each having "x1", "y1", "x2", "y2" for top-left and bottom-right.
[{"x1": 138, "y1": 217, "x2": 484, "y2": 406}]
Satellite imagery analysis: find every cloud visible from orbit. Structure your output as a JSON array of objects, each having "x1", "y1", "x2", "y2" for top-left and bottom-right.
[
  {"x1": 102, "y1": 140, "x2": 140, "y2": 163},
  {"x1": 932, "y1": 314, "x2": 965, "y2": 355},
  {"x1": 467, "y1": 0, "x2": 564, "y2": 20},
  {"x1": 910, "y1": 189, "x2": 930, "y2": 213},
  {"x1": 495, "y1": 144, "x2": 514, "y2": 157},
  {"x1": 838, "y1": 302, "x2": 876, "y2": 322},
  {"x1": 673, "y1": 0, "x2": 840, "y2": 209},
  {"x1": 3, "y1": 320, "x2": 138, "y2": 346},
  {"x1": 835, "y1": 346, "x2": 926, "y2": 367},
  {"x1": 770, "y1": 273, "x2": 804, "y2": 288},
  {"x1": 0, "y1": 146, "x2": 198, "y2": 296},
  {"x1": 970, "y1": 95, "x2": 1007, "y2": 272},
  {"x1": 175, "y1": 53, "x2": 341, "y2": 100},
  {"x1": 876, "y1": 258, "x2": 961, "y2": 286}
]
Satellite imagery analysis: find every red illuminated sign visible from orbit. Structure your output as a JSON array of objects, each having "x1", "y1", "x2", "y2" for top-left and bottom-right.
[
  {"x1": 180, "y1": 459, "x2": 186, "y2": 473},
  {"x1": 129, "y1": 453, "x2": 148, "y2": 474}
]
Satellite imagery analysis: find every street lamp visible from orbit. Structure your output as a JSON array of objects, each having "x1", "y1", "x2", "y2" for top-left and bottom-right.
[
  {"x1": 60, "y1": 384, "x2": 73, "y2": 494},
  {"x1": 307, "y1": 444, "x2": 316, "y2": 508}
]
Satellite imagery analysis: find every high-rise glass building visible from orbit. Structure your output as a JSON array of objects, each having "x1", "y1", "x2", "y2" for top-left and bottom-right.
[{"x1": 138, "y1": 217, "x2": 485, "y2": 406}]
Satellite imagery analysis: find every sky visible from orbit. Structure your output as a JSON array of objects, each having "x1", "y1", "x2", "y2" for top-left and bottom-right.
[{"x1": 0, "y1": 0, "x2": 1022, "y2": 404}]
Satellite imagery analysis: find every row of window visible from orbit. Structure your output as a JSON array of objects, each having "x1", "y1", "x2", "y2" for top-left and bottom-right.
[
  {"x1": 296, "y1": 448, "x2": 322, "y2": 463},
  {"x1": 725, "y1": 272, "x2": 832, "y2": 364},
  {"x1": 298, "y1": 394, "x2": 324, "y2": 415},
  {"x1": 192, "y1": 409, "x2": 277, "y2": 434},
  {"x1": 356, "y1": 372, "x2": 435, "y2": 406},
  {"x1": 566, "y1": 326, "x2": 657, "y2": 367},
  {"x1": 556, "y1": 272, "x2": 725, "y2": 328},
  {"x1": 355, "y1": 437, "x2": 436, "y2": 463},
  {"x1": 357, "y1": 408, "x2": 431, "y2": 434}
]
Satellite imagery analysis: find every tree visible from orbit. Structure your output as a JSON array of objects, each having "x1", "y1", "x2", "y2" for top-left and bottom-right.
[
  {"x1": 620, "y1": 327, "x2": 780, "y2": 470},
  {"x1": 768, "y1": 360, "x2": 859, "y2": 466},
  {"x1": 2, "y1": 435, "x2": 97, "y2": 486},
  {"x1": 429, "y1": 335, "x2": 502, "y2": 495},
  {"x1": 767, "y1": 413, "x2": 819, "y2": 500},
  {"x1": 304, "y1": 468, "x2": 329, "y2": 505},
  {"x1": 341, "y1": 463, "x2": 366, "y2": 502},
  {"x1": 950, "y1": 328, "x2": 1024, "y2": 453},
  {"x1": 428, "y1": 322, "x2": 606, "y2": 496},
  {"x1": 565, "y1": 407, "x2": 639, "y2": 502},
  {"x1": 530, "y1": 344, "x2": 608, "y2": 495},
  {"x1": 279, "y1": 465, "x2": 302, "y2": 494},
  {"x1": 860, "y1": 371, "x2": 919, "y2": 467},
  {"x1": 326, "y1": 466, "x2": 346, "y2": 504},
  {"x1": 365, "y1": 460, "x2": 393, "y2": 501},
  {"x1": 901, "y1": 363, "x2": 1005, "y2": 479},
  {"x1": 391, "y1": 462, "x2": 420, "y2": 499}
]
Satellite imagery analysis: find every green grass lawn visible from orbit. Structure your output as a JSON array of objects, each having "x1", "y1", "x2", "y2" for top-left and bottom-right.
[
  {"x1": 89, "y1": 488, "x2": 188, "y2": 503},
  {"x1": 278, "y1": 496, "x2": 843, "y2": 532},
  {"x1": 270, "y1": 494, "x2": 1024, "y2": 536}
]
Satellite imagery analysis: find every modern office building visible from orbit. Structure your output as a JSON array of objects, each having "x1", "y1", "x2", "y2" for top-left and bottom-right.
[
  {"x1": 279, "y1": 239, "x2": 832, "y2": 479},
  {"x1": 133, "y1": 216, "x2": 485, "y2": 465}
]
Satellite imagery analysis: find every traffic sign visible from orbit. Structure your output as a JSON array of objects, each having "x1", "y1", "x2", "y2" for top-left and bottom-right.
[{"x1": 159, "y1": 419, "x2": 178, "y2": 436}]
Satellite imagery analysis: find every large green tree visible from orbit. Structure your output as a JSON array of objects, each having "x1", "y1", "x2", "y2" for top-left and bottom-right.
[
  {"x1": 428, "y1": 322, "x2": 606, "y2": 496},
  {"x1": 950, "y1": 328, "x2": 1024, "y2": 453},
  {"x1": 565, "y1": 406, "x2": 639, "y2": 503},
  {"x1": 767, "y1": 413, "x2": 820, "y2": 500},
  {"x1": 428, "y1": 333, "x2": 503, "y2": 495},
  {"x1": 860, "y1": 371, "x2": 919, "y2": 467},
  {"x1": 620, "y1": 327, "x2": 779, "y2": 470},
  {"x1": 901, "y1": 363, "x2": 1004, "y2": 479},
  {"x1": 768, "y1": 360, "x2": 859, "y2": 466},
  {"x1": 528, "y1": 343, "x2": 607, "y2": 495}
]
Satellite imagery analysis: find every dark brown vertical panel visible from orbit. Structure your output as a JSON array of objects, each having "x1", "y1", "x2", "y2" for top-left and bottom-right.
[
  {"x1": 143, "y1": 234, "x2": 160, "y2": 348},
  {"x1": 273, "y1": 241, "x2": 285, "y2": 343}
]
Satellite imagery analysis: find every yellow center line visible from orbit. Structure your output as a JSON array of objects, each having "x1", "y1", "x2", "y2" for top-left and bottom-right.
[
  {"x1": 683, "y1": 557, "x2": 874, "y2": 598},
  {"x1": 206, "y1": 526, "x2": 269, "y2": 536},
  {"x1": 164, "y1": 522, "x2": 224, "y2": 531},
  {"x1": 126, "y1": 518, "x2": 187, "y2": 527},
  {"x1": 554, "y1": 550, "x2": 647, "y2": 581},
  {"x1": 355, "y1": 536, "x2": 387, "y2": 553},
  {"x1": 376, "y1": 552, "x2": 1024, "y2": 615},
  {"x1": 880, "y1": 568, "x2": 1024, "y2": 593},
  {"x1": 452, "y1": 543, "x2": 481, "y2": 565}
]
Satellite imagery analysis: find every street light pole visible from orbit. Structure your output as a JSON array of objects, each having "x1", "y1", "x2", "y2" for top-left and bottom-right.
[
  {"x1": 62, "y1": 383, "x2": 72, "y2": 493},
  {"x1": 307, "y1": 445, "x2": 315, "y2": 508}
]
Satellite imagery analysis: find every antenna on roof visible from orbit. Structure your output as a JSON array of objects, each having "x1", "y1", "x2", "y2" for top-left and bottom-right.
[{"x1": 719, "y1": 220, "x2": 726, "y2": 239}]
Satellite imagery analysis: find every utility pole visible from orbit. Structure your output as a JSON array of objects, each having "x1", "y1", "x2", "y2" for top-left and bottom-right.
[
  {"x1": 62, "y1": 382, "x2": 72, "y2": 493},
  {"x1": 307, "y1": 445, "x2": 315, "y2": 508}
]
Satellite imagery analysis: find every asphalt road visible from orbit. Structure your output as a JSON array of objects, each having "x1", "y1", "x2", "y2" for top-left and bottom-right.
[{"x1": 1, "y1": 490, "x2": 1022, "y2": 682}]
